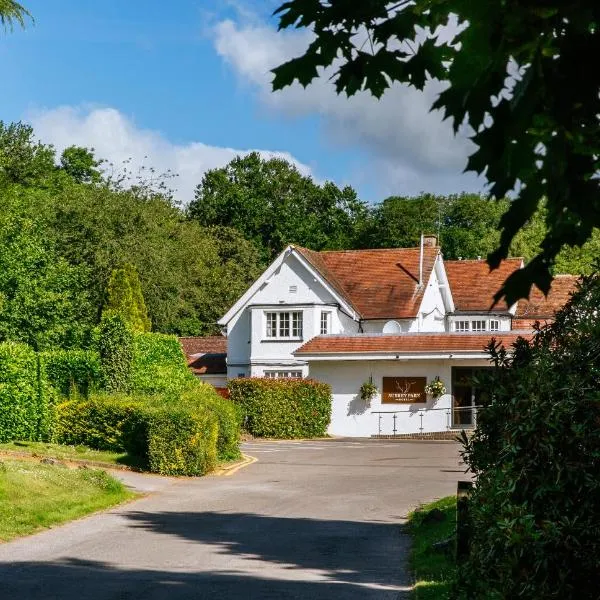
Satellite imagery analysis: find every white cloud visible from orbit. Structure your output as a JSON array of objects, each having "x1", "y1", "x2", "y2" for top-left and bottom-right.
[
  {"x1": 27, "y1": 105, "x2": 314, "y2": 203},
  {"x1": 213, "y1": 18, "x2": 484, "y2": 197}
]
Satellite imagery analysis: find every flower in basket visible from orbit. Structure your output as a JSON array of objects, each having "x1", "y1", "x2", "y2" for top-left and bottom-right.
[
  {"x1": 425, "y1": 377, "x2": 446, "y2": 399},
  {"x1": 360, "y1": 378, "x2": 378, "y2": 403}
]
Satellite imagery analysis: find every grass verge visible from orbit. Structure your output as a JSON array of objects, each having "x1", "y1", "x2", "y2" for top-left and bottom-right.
[
  {"x1": 407, "y1": 496, "x2": 457, "y2": 599},
  {"x1": 0, "y1": 459, "x2": 135, "y2": 541},
  {"x1": 0, "y1": 441, "x2": 141, "y2": 469}
]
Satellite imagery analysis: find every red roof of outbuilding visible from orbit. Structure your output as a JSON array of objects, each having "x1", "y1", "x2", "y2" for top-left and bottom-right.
[
  {"x1": 296, "y1": 246, "x2": 439, "y2": 319},
  {"x1": 179, "y1": 336, "x2": 227, "y2": 376},
  {"x1": 295, "y1": 332, "x2": 529, "y2": 355}
]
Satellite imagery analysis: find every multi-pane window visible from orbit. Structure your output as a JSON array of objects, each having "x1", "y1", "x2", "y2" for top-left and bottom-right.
[
  {"x1": 292, "y1": 312, "x2": 303, "y2": 337},
  {"x1": 453, "y1": 319, "x2": 502, "y2": 332},
  {"x1": 265, "y1": 311, "x2": 303, "y2": 339},
  {"x1": 279, "y1": 312, "x2": 290, "y2": 337},
  {"x1": 471, "y1": 320, "x2": 486, "y2": 332},
  {"x1": 454, "y1": 320, "x2": 470, "y2": 332},
  {"x1": 320, "y1": 311, "x2": 331, "y2": 335},
  {"x1": 264, "y1": 370, "x2": 303, "y2": 379},
  {"x1": 266, "y1": 313, "x2": 277, "y2": 338}
]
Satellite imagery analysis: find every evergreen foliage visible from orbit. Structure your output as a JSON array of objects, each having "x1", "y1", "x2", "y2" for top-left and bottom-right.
[
  {"x1": 0, "y1": 342, "x2": 54, "y2": 443},
  {"x1": 41, "y1": 349, "x2": 102, "y2": 399},
  {"x1": 103, "y1": 263, "x2": 151, "y2": 333},
  {"x1": 97, "y1": 314, "x2": 134, "y2": 393},
  {"x1": 457, "y1": 271, "x2": 600, "y2": 599}
]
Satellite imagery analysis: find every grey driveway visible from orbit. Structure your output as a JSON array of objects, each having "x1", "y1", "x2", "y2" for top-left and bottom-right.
[{"x1": 0, "y1": 440, "x2": 465, "y2": 599}]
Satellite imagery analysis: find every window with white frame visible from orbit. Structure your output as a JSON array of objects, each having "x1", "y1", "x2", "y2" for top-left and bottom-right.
[
  {"x1": 489, "y1": 319, "x2": 500, "y2": 332},
  {"x1": 264, "y1": 370, "x2": 303, "y2": 379},
  {"x1": 264, "y1": 311, "x2": 303, "y2": 339},
  {"x1": 454, "y1": 320, "x2": 470, "y2": 332},
  {"x1": 320, "y1": 311, "x2": 332, "y2": 335},
  {"x1": 471, "y1": 320, "x2": 486, "y2": 332}
]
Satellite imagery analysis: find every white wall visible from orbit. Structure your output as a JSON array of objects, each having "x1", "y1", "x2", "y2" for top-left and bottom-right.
[
  {"x1": 197, "y1": 374, "x2": 228, "y2": 388},
  {"x1": 225, "y1": 252, "x2": 360, "y2": 378},
  {"x1": 309, "y1": 358, "x2": 490, "y2": 437}
]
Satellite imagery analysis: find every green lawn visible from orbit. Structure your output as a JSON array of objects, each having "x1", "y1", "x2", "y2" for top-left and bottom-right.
[
  {"x1": 408, "y1": 496, "x2": 457, "y2": 599},
  {"x1": 0, "y1": 459, "x2": 135, "y2": 541},
  {"x1": 0, "y1": 440, "x2": 140, "y2": 468}
]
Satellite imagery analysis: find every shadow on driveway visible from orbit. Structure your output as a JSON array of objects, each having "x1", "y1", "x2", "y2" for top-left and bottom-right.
[{"x1": 2, "y1": 512, "x2": 411, "y2": 599}]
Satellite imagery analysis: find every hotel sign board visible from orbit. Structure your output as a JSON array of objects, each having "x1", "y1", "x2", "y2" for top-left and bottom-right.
[{"x1": 382, "y1": 377, "x2": 426, "y2": 404}]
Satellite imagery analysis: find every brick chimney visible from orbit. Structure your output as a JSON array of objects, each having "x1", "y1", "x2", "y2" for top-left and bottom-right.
[{"x1": 422, "y1": 234, "x2": 438, "y2": 247}]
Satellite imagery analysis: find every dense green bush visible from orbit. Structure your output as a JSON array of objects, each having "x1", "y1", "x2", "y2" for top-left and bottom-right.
[
  {"x1": 131, "y1": 332, "x2": 196, "y2": 397},
  {"x1": 98, "y1": 314, "x2": 134, "y2": 393},
  {"x1": 181, "y1": 388, "x2": 241, "y2": 460},
  {"x1": 228, "y1": 378, "x2": 331, "y2": 438},
  {"x1": 55, "y1": 394, "x2": 219, "y2": 476},
  {"x1": 0, "y1": 342, "x2": 55, "y2": 442},
  {"x1": 457, "y1": 272, "x2": 600, "y2": 599},
  {"x1": 41, "y1": 349, "x2": 102, "y2": 398}
]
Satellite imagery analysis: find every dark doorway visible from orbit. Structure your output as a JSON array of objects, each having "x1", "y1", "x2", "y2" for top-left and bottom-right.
[{"x1": 451, "y1": 367, "x2": 491, "y2": 428}]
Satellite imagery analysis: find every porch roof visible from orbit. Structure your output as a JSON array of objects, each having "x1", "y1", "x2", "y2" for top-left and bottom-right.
[{"x1": 294, "y1": 331, "x2": 530, "y2": 360}]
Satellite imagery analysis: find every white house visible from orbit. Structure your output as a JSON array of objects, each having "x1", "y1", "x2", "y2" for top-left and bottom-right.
[{"x1": 218, "y1": 237, "x2": 576, "y2": 437}]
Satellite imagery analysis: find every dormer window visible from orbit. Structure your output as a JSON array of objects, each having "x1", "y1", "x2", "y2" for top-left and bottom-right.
[
  {"x1": 471, "y1": 320, "x2": 486, "y2": 332},
  {"x1": 454, "y1": 320, "x2": 470, "y2": 332}
]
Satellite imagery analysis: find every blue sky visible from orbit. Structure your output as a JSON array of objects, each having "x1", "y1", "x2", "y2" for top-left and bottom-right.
[{"x1": 1, "y1": 0, "x2": 481, "y2": 203}]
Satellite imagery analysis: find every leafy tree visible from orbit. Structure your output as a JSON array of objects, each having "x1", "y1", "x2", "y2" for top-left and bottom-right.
[
  {"x1": 60, "y1": 146, "x2": 103, "y2": 184},
  {"x1": 458, "y1": 271, "x2": 600, "y2": 598},
  {"x1": 272, "y1": 1, "x2": 600, "y2": 304},
  {"x1": 0, "y1": 187, "x2": 91, "y2": 349},
  {"x1": 0, "y1": 0, "x2": 31, "y2": 30},
  {"x1": 0, "y1": 122, "x2": 56, "y2": 188},
  {"x1": 102, "y1": 263, "x2": 151, "y2": 333},
  {"x1": 189, "y1": 152, "x2": 368, "y2": 261}
]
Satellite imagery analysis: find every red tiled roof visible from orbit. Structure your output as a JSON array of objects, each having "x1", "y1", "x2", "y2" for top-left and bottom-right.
[
  {"x1": 179, "y1": 336, "x2": 227, "y2": 376},
  {"x1": 444, "y1": 258, "x2": 523, "y2": 312},
  {"x1": 296, "y1": 246, "x2": 439, "y2": 319},
  {"x1": 516, "y1": 274, "x2": 578, "y2": 318},
  {"x1": 295, "y1": 332, "x2": 529, "y2": 355},
  {"x1": 187, "y1": 353, "x2": 227, "y2": 375},
  {"x1": 179, "y1": 336, "x2": 227, "y2": 356}
]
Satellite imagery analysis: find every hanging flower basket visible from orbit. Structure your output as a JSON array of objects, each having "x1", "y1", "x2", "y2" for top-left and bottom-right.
[
  {"x1": 360, "y1": 378, "x2": 378, "y2": 403},
  {"x1": 425, "y1": 377, "x2": 446, "y2": 399}
]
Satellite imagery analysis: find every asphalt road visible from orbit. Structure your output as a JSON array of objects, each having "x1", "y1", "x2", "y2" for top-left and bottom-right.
[{"x1": 0, "y1": 440, "x2": 466, "y2": 599}]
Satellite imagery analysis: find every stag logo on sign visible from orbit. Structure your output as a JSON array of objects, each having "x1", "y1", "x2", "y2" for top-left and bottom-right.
[{"x1": 382, "y1": 377, "x2": 426, "y2": 404}]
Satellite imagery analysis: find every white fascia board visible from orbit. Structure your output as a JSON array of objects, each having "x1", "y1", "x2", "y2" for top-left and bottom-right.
[
  {"x1": 435, "y1": 254, "x2": 455, "y2": 313},
  {"x1": 291, "y1": 249, "x2": 359, "y2": 320},
  {"x1": 296, "y1": 351, "x2": 491, "y2": 362},
  {"x1": 218, "y1": 246, "x2": 293, "y2": 326}
]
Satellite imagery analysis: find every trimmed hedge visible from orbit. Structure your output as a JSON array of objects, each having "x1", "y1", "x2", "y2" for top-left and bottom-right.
[
  {"x1": 228, "y1": 378, "x2": 331, "y2": 438},
  {"x1": 41, "y1": 349, "x2": 102, "y2": 398},
  {"x1": 54, "y1": 394, "x2": 219, "y2": 476},
  {"x1": 180, "y1": 388, "x2": 241, "y2": 460},
  {"x1": 98, "y1": 314, "x2": 134, "y2": 393},
  {"x1": 131, "y1": 333, "x2": 196, "y2": 397},
  {"x1": 0, "y1": 342, "x2": 54, "y2": 443}
]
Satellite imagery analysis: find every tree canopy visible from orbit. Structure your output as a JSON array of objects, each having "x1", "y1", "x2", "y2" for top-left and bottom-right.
[
  {"x1": 272, "y1": 1, "x2": 600, "y2": 304},
  {"x1": 189, "y1": 152, "x2": 368, "y2": 261}
]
